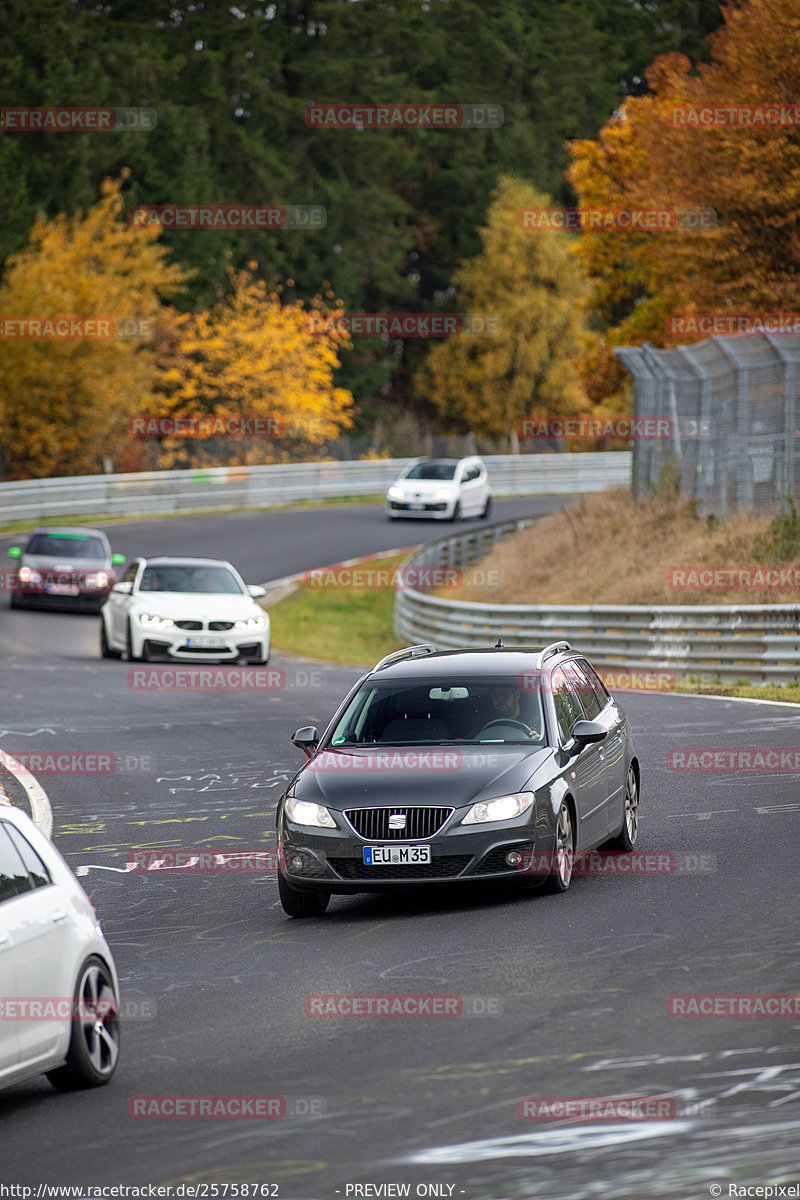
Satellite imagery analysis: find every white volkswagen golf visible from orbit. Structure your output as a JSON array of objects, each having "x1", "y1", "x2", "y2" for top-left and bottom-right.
[
  {"x1": 0, "y1": 804, "x2": 120, "y2": 1091},
  {"x1": 100, "y1": 556, "x2": 270, "y2": 664}
]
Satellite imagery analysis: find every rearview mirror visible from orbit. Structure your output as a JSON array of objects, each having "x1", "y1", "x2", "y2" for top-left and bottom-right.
[
  {"x1": 248, "y1": 585, "x2": 267, "y2": 599},
  {"x1": 7, "y1": 547, "x2": 21, "y2": 559},
  {"x1": 291, "y1": 726, "x2": 319, "y2": 752},
  {"x1": 570, "y1": 720, "x2": 606, "y2": 752},
  {"x1": 111, "y1": 554, "x2": 126, "y2": 566},
  {"x1": 112, "y1": 581, "x2": 133, "y2": 594}
]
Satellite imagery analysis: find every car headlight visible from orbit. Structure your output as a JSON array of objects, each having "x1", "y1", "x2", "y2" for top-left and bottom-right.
[
  {"x1": 285, "y1": 796, "x2": 337, "y2": 829},
  {"x1": 138, "y1": 612, "x2": 175, "y2": 630},
  {"x1": 432, "y1": 488, "x2": 454, "y2": 502},
  {"x1": 85, "y1": 571, "x2": 110, "y2": 588},
  {"x1": 387, "y1": 485, "x2": 405, "y2": 500},
  {"x1": 461, "y1": 792, "x2": 535, "y2": 825},
  {"x1": 18, "y1": 567, "x2": 42, "y2": 584},
  {"x1": 233, "y1": 615, "x2": 265, "y2": 630}
]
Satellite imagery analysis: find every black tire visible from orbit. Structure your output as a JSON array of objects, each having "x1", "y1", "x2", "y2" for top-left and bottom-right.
[
  {"x1": 46, "y1": 956, "x2": 120, "y2": 1090},
  {"x1": 481, "y1": 495, "x2": 493, "y2": 520},
  {"x1": 100, "y1": 620, "x2": 121, "y2": 659},
  {"x1": 278, "y1": 873, "x2": 330, "y2": 917},
  {"x1": 603, "y1": 764, "x2": 639, "y2": 851},
  {"x1": 543, "y1": 800, "x2": 575, "y2": 893},
  {"x1": 449, "y1": 500, "x2": 462, "y2": 523},
  {"x1": 10, "y1": 592, "x2": 20, "y2": 609}
]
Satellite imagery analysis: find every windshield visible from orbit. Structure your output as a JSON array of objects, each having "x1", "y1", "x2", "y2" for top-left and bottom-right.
[
  {"x1": 328, "y1": 678, "x2": 546, "y2": 746},
  {"x1": 403, "y1": 462, "x2": 457, "y2": 481},
  {"x1": 139, "y1": 565, "x2": 244, "y2": 594},
  {"x1": 27, "y1": 534, "x2": 106, "y2": 559}
]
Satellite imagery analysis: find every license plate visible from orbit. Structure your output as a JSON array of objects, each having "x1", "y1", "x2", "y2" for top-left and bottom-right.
[
  {"x1": 363, "y1": 845, "x2": 431, "y2": 865},
  {"x1": 45, "y1": 583, "x2": 80, "y2": 596},
  {"x1": 186, "y1": 636, "x2": 228, "y2": 649},
  {"x1": 410, "y1": 502, "x2": 425, "y2": 510}
]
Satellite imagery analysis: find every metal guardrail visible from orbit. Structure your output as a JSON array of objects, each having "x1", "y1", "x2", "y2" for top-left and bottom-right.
[
  {"x1": 0, "y1": 453, "x2": 631, "y2": 523},
  {"x1": 394, "y1": 520, "x2": 800, "y2": 685}
]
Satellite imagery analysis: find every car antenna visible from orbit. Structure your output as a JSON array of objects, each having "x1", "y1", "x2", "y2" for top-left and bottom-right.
[{"x1": 495, "y1": 638, "x2": 503, "y2": 649}]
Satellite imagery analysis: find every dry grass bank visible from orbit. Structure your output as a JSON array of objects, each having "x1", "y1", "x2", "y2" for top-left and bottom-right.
[{"x1": 455, "y1": 488, "x2": 800, "y2": 606}]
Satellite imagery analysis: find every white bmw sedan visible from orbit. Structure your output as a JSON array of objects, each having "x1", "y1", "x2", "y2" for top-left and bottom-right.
[
  {"x1": 100, "y1": 556, "x2": 270, "y2": 664},
  {"x1": 0, "y1": 803, "x2": 120, "y2": 1091}
]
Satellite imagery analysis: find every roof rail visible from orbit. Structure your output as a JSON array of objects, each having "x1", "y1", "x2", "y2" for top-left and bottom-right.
[
  {"x1": 535, "y1": 641, "x2": 571, "y2": 669},
  {"x1": 373, "y1": 644, "x2": 437, "y2": 672}
]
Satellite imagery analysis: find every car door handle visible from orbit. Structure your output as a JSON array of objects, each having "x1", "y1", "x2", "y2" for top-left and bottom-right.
[{"x1": 49, "y1": 909, "x2": 68, "y2": 923}]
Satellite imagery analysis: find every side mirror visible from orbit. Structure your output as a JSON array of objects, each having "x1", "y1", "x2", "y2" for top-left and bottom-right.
[
  {"x1": 111, "y1": 554, "x2": 126, "y2": 566},
  {"x1": 570, "y1": 720, "x2": 606, "y2": 752},
  {"x1": 247, "y1": 584, "x2": 267, "y2": 599},
  {"x1": 291, "y1": 726, "x2": 319, "y2": 752},
  {"x1": 7, "y1": 547, "x2": 21, "y2": 559},
  {"x1": 112, "y1": 581, "x2": 133, "y2": 594}
]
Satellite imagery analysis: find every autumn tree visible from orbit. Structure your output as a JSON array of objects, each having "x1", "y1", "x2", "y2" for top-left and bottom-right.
[
  {"x1": 416, "y1": 177, "x2": 589, "y2": 449},
  {"x1": 568, "y1": 0, "x2": 800, "y2": 371},
  {"x1": 0, "y1": 0, "x2": 726, "y2": 419},
  {"x1": 147, "y1": 268, "x2": 354, "y2": 468},
  {"x1": 0, "y1": 173, "x2": 189, "y2": 478}
]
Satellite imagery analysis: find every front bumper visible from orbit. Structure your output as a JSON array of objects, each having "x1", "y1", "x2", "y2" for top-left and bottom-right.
[
  {"x1": 278, "y1": 820, "x2": 551, "y2": 894},
  {"x1": 137, "y1": 631, "x2": 269, "y2": 662},
  {"x1": 13, "y1": 583, "x2": 112, "y2": 611},
  {"x1": 385, "y1": 500, "x2": 452, "y2": 519}
]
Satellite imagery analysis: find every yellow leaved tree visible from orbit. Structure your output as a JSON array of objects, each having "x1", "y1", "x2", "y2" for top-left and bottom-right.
[
  {"x1": 148, "y1": 268, "x2": 354, "y2": 468},
  {"x1": 0, "y1": 172, "x2": 189, "y2": 478},
  {"x1": 416, "y1": 177, "x2": 589, "y2": 451}
]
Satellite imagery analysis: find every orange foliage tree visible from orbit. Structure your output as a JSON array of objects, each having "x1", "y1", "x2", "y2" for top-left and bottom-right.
[{"x1": 568, "y1": 0, "x2": 800, "y2": 404}]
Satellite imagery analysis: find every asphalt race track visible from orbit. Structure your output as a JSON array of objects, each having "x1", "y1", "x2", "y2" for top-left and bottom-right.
[{"x1": 0, "y1": 497, "x2": 798, "y2": 1198}]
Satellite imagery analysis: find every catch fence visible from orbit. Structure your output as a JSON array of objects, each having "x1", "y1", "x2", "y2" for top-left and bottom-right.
[{"x1": 615, "y1": 332, "x2": 800, "y2": 517}]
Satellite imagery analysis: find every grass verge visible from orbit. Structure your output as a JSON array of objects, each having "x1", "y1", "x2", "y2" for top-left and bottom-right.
[
  {"x1": 454, "y1": 486, "x2": 800, "y2": 606},
  {"x1": 671, "y1": 678, "x2": 800, "y2": 704},
  {"x1": 269, "y1": 553, "x2": 407, "y2": 667}
]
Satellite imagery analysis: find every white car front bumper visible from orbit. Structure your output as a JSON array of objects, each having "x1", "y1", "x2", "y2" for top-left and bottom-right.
[{"x1": 132, "y1": 623, "x2": 269, "y2": 663}]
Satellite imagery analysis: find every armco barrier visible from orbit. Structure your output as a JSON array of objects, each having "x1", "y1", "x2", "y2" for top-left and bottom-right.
[
  {"x1": 393, "y1": 521, "x2": 800, "y2": 686},
  {"x1": 0, "y1": 453, "x2": 630, "y2": 523}
]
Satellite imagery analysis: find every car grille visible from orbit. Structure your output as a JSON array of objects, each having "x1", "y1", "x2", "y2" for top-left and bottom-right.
[
  {"x1": 389, "y1": 502, "x2": 447, "y2": 512},
  {"x1": 208, "y1": 620, "x2": 235, "y2": 630},
  {"x1": 175, "y1": 620, "x2": 203, "y2": 630},
  {"x1": 328, "y1": 856, "x2": 472, "y2": 880},
  {"x1": 344, "y1": 806, "x2": 453, "y2": 840},
  {"x1": 173, "y1": 645, "x2": 236, "y2": 655}
]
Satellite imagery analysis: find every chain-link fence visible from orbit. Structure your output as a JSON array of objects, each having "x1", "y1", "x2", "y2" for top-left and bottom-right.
[{"x1": 615, "y1": 333, "x2": 800, "y2": 517}]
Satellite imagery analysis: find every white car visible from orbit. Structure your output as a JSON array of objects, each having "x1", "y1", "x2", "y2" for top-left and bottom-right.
[
  {"x1": 0, "y1": 803, "x2": 120, "y2": 1091},
  {"x1": 101, "y1": 556, "x2": 270, "y2": 664},
  {"x1": 385, "y1": 456, "x2": 492, "y2": 521}
]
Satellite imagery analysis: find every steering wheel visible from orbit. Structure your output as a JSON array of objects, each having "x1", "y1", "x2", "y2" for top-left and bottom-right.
[{"x1": 478, "y1": 718, "x2": 535, "y2": 738}]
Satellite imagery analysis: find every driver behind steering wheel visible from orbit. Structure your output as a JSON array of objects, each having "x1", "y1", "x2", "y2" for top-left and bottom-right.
[{"x1": 484, "y1": 685, "x2": 540, "y2": 739}]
